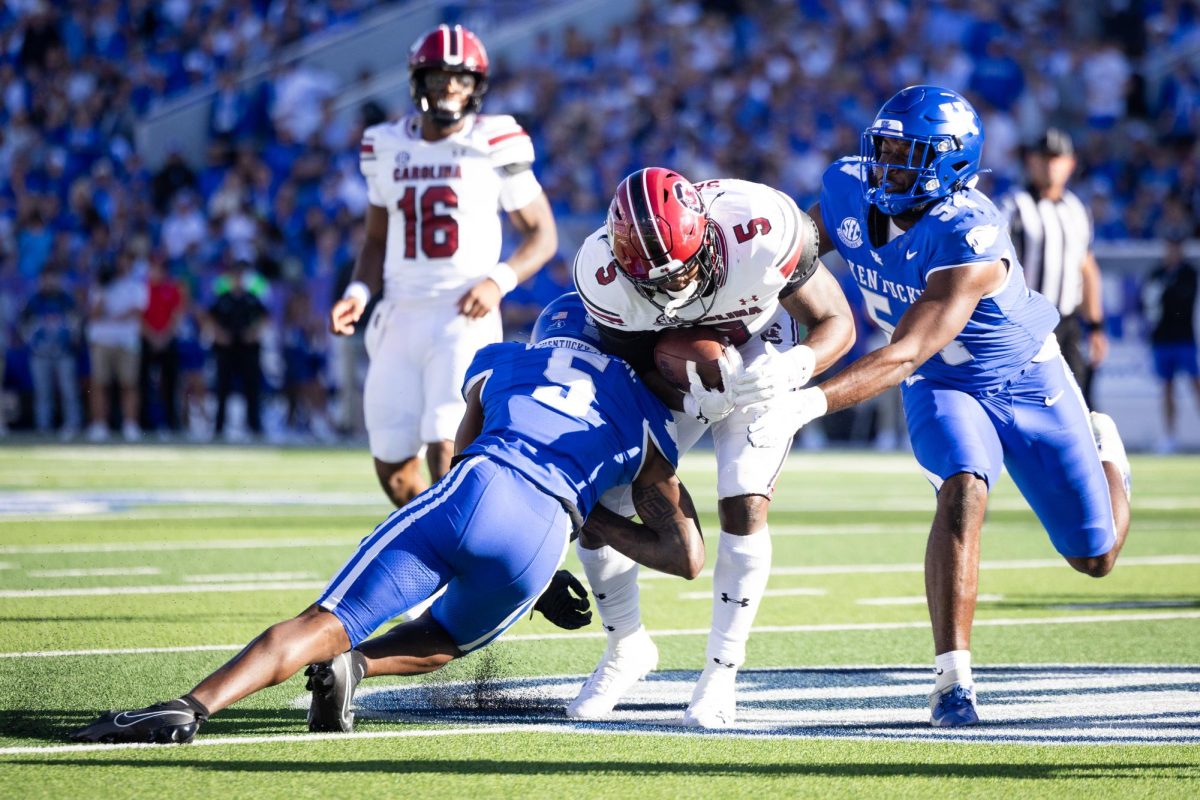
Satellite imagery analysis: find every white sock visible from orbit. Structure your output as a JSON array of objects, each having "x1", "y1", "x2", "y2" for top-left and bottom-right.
[
  {"x1": 576, "y1": 542, "x2": 641, "y2": 639},
  {"x1": 705, "y1": 529, "x2": 772, "y2": 669},
  {"x1": 934, "y1": 649, "x2": 972, "y2": 692}
]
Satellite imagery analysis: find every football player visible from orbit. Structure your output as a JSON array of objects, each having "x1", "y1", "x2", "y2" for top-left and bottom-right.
[
  {"x1": 71, "y1": 294, "x2": 705, "y2": 744},
  {"x1": 569, "y1": 167, "x2": 856, "y2": 727},
  {"x1": 329, "y1": 24, "x2": 557, "y2": 508},
  {"x1": 766, "y1": 86, "x2": 1132, "y2": 726}
]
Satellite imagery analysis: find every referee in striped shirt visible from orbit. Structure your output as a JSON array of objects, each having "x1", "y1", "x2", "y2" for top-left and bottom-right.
[{"x1": 1000, "y1": 129, "x2": 1108, "y2": 406}]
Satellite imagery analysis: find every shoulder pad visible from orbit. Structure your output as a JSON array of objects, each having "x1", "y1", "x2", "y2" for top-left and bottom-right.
[{"x1": 478, "y1": 114, "x2": 535, "y2": 167}]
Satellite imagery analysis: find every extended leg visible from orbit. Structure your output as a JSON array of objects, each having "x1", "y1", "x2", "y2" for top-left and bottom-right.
[
  {"x1": 71, "y1": 605, "x2": 351, "y2": 744},
  {"x1": 683, "y1": 494, "x2": 772, "y2": 728},
  {"x1": 925, "y1": 472, "x2": 987, "y2": 727}
]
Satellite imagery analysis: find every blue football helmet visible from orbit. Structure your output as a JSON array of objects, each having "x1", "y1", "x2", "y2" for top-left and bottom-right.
[
  {"x1": 532, "y1": 293, "x2": 603, "y2": 349},
  {"x1": 861, "y1": 85, "x2": 985, "y2": 216}
]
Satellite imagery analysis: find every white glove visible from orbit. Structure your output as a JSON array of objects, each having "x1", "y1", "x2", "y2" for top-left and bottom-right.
[
  {"x1": 681, "y1": 348, "x2": 743, "y2": 424},
  {"x1": 747, "y1": 386, "x2": 828, "y2": 448},
  {"x1": 732, "y1": 344, "x2": 816, "y2": 406}
]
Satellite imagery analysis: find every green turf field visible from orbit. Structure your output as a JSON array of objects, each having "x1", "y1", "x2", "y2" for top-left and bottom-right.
[{"x1": 0, "y1": 445, "x2": 1197, "y2": 799}]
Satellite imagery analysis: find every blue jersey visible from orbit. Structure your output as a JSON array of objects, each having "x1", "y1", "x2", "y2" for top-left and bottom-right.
[
  {"x1": 460, "y1": 341, "x2": 678, "y2": 520},
  {"x1": 821, "y1": 157, "x2": 1059, "y2": 391}
]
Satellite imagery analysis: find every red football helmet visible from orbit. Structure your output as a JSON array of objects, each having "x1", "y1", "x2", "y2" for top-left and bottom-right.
[
  {"x1": 606, "y1": 167, "x2": 722, "y2": 316},
  {"x1": 408, "y1": 24, "x2": 490, "y2": 125}
]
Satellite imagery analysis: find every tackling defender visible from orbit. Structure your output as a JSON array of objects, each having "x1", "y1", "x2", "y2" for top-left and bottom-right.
[
  {"x1": 761, "y1": 86, "x2": 1132, "y2": 726},
  {"x1": 329, "y1": 23, "x2": 557, "y2": 507},
  {"x1": 569, "y1": 168, "x2": 855, "y2": 727},
  {"x1": 72, "y1": 294, "x2": 703, "y2": 744}
]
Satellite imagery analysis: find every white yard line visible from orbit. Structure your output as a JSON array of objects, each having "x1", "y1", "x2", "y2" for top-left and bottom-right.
[
  {"x1": 636, "y1": 554, "x2": 1200, "y2": 581},
  {"x1": 1, "y1": 555, "x2": 1196, "y2": 598},
  {"x1": 5, "y1": 610, "x2": 1199, "y2": 658},
  {"x1": 0, "y1": 581, "x2": 327, "y2": 599},
  {"x1": 0, "y1": 537, "x2": 358, "y2": 555},
  {"x1": 678, "y1": 587, "x2": 827, "y2": 600},
  {"x1": 183, "y1": 572, "x2": 317, "y2": 583},
  {"x1": 858, "y1": 593, "x2": 1004, "y2": 606},
  {"x1": 26, "y1": 567, "x2": 162, "y2": 578}
]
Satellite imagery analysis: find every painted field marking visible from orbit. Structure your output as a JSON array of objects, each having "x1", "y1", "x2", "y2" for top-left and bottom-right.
[
  {"x1": 346, "y1": 665, "x2": 1200, "y2": 745},
  {"x1": 679, "y1": 587, "x2": 827, "y2": 601},
  {"x1": 5, "y1": 610, "x2": 1200, "y2": 659},
  {"x1": 635, "y1": 554, "x2": 1200, "y2": 581},
  {"x1": 183, "y1": 572, "x2": 318, "y2": 583},
  {"x1": 0, "y1": 581, "x2": 326, "y2": 599},
  {"x1": 858, "y1": 594, "x2": 1004, "y2": 606},
  {"x1": 0, "y1": 537, "x2": 358, "y2": 555},
  {"x1": 1, "y1": 555, "x2": 1197, "y2": 598},
  {"x1": 26, "y1": 567, "x2": 162, "y2": 578}
]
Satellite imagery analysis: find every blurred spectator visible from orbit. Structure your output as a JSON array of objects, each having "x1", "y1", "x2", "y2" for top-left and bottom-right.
[
  {"x1": 175, "y1": 285, "x2": 211, "y2": 441},
  {"x1": 501, "y1": 253, "x2": 574, "y2": 340},
  {"x1": 139, "y1": 251, "x2": 184, "y2": 436},
  {"x1": 208, "y1": 261, "x2": 267, "y2": 440},
  {"x1": 1142, "y1": 234, "x2": 1200, "y2": 454},
  {"x1": 86, "y1": 251, "x2": 148, "y2": 442},
  {"x1": 281, "y1": 288, "x2": 334, "y2": 442},
  {"x1": 1000, "y1": 129, "x2": 1107, "y2": 406},
  {"x1": 21, "y1": 268, "x2": 82, "y2": 438}
]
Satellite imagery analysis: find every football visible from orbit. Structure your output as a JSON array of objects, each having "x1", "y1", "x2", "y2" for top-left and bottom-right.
[{"x1": 654, "y1": 327, "x2": 729, "y2": 392}]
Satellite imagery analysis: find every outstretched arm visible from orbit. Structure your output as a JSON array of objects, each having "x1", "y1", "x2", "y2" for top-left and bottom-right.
[
  {"x1": 818, "y1": 259, "x2": 1004, "y2": 413},
  {"x1": 458, "y1": 193, "x2": 558, "y2": 318},
  {"x1": 330, "y1": 204, "x2": 387, "y2": 335},
  {"x1": 580, "y1": 443, "x2": 704, "y2": 579},
  {"x1": 748, "y1": 258, "x2": 1007, "y2": 448}
]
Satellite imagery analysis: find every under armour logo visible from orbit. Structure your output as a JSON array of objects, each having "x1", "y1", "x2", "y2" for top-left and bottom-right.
[
  {"x1": 713, "y1": 657, "x2": 737, "y2": 668},
  {"x1": 721, "y1": 593, "x2": 750, "y2": 607},
  {"x1": 595, "y1": 593, "x2": 607, "y2": 600},
  {"x1": 738, "y1": 295, "x2": 759, "y2": 306},
  {"x1": 603, "y1": 624, "x2": 615, "y2": 632}
]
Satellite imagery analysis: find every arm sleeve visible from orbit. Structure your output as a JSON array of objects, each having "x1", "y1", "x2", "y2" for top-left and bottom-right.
[
  {"x1": 778, "y1": 207, "x2": 821, "y2": 300},
  {"x1": 359, "y1": 133, "x2": 384, "y2": 206}
]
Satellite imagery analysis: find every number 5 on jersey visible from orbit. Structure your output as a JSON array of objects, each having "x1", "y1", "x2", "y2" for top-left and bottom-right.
[{"x1": 859, "y1": 286, "x2": 974, "y2": 366}]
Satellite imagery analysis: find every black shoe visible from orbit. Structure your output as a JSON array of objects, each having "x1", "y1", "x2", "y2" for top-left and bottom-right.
[
  {"x1": 69, "y1": 699, "x2": 201, "y2": 744},
  {"x1": 305, "y1": 651, "x2": 365, "y2": 732}
]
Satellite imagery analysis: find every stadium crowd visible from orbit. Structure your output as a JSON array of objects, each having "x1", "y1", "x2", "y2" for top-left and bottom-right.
[{"x1": 0, "y1": 0, "x2": 1197, "y2": 441}]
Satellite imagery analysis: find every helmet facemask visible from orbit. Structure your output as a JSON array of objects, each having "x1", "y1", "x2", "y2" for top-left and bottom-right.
[
  {"x1": 628, "y1": 221, "x2": 722, "y2": 320},
  {"x1": 411, "y1": 67, "x2": 487, "y2": 127}
]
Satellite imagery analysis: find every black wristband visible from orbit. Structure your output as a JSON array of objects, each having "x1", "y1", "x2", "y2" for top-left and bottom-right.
[{"x1": 1080, "y1": 319, "x2": 1101, "y2": 333}]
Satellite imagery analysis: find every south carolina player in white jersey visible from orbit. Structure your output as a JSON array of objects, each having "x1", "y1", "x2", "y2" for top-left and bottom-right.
[
  {"x1": 330, "y1": 24, "x2": 557, "y2": 507},
  {"x1": 570, "y1": 167, "x2": 855, "y2": 727}
]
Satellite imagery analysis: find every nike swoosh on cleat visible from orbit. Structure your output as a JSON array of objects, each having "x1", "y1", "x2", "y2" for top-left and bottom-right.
[
  {"x1": 112, "y1": 710, "x2": 191, "y2": 728},
  {"x1": 1044, "y1": 390, "x2": 1065, "y2": 406}
]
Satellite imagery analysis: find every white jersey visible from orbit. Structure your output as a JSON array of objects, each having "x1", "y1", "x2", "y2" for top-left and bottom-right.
[
  {"x1": 360, "y1": 113, "x2": 543, "y2": 304},
  {"x1": 572, "y1": 178, "x2": 818, "y2": 345}
]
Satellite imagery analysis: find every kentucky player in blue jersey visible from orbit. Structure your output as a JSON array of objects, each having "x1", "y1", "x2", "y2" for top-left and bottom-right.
[
  {"x1": 71, "y1": 294, "x2": 704, "y2": 744},
  {"x1": 744, "y1": 86, "x2": 1133, "y2": 727}
]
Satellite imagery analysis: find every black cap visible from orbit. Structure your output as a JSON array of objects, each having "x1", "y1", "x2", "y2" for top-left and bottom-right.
[{"x1": 1031, "y1": 128, "x2": 1074, "y2": 157}]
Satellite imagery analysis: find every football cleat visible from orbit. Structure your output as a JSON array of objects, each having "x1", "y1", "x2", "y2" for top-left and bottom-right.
[
  {"x1": 306, "y1": 650, "x2": 366, "y2": 733},
  {"x1": 566, "y1": 626, "x2": 658, "y2": 720},
  {"x1": 1090, "y1": 411, "x2": 1132, "y2": 499},
  {"x1": 681, "y1": 661, "x2": 738, "y2": 728},
  {"x1": 929, "y1": 683, "x2": 980, "y2": 727},
  {"x1": 69, "y1": 699, "x2": 202, "y2": 744}
]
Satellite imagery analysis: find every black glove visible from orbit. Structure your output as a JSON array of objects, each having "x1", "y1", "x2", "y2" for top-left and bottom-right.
[{"x1": 533, "y1": 569, "x2": 592, "y2": 630}]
